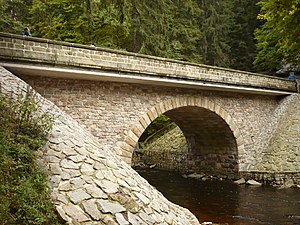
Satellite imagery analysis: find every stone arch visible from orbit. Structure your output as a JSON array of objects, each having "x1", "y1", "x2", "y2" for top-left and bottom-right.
[{"x1": 118, "y1": 96, "x2": 245, "y2": 176}]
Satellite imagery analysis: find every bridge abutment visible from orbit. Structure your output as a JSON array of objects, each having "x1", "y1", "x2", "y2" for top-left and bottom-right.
[{"x1": 1, "y1": 66, "x2": 201, "y2": 225}]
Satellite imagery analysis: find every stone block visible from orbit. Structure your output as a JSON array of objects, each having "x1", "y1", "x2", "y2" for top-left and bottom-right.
[
  {"x1": 116, "y1": 213, "x2": 129, "y2": 225},
  {"x1": 85, "y1": 185, "x2": 108, "y2": 199},
  {"x1": 82, "y1": 199, "x2": 102, "y2": 220},
  {"x1": 127, "y1": 130, "x2": 139, "y2": 143},
  {"x1": 93, "y1": 179, "x2": 119, "y2": 194},
  {"x1": 63, "y1": 205, "x2": 90, "y2": 222},
  {"x1": 68, "y1": 189, "x2": 91, "y2": 204},
  {"x1": 96, "y1": 199, "x2": 126, "y2": 214},
  {"x1": 246, "y1": 179, "x2": 262, "y2": 186}
]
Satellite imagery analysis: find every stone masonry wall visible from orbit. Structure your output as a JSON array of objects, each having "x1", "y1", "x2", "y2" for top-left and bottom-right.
[
  {"x1": 0, "y1": 66, "x2": 200, "y2": 224},
  {"x1": 133, "y1": 126, "x2": 189, "y2": 172},
  {"x1": 258, "y1": 94, "x2": 300, "y2": 173},
  {"x1": 134, "y1": 124, "x2": 238, "y2": 179},
  {"x1": 1, "y1": 29, "x2": 298, "y2": 182},
  {"x1": 164, "y1": 106, "x2": 239, "y2": 179},
  {"x1": 0, "y1": 32, "x2": 296, "y2": 92},
  {"x1": 19, "y1": 74, "x2": 284, "y2": 173}
]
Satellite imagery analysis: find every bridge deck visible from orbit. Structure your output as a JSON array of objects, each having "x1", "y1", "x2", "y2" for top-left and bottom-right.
[{"x1": 0, "y1": 32, "x2": 296, "y2": 95}]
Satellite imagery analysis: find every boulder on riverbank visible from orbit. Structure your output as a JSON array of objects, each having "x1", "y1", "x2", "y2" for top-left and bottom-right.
[
  {"x1": 246, "y1": 179, "x2": 263, "y2": 186},
  {"x1": 185, "y1": 172, "x2": 206, "y2": 179},
  {"x1": 234, "y1": 178, "x2": 262, "y2": 186},
  {"x1": 234, "y1": 178, "x2": 246, "y2": 185}
]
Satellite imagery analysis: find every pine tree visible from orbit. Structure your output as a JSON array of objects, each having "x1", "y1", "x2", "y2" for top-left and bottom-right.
[
  {"x1": 229, "y1": 0, "x2": 260, "y2": 72},
  {"x1": 196, "y1": 0, "x2": 233, "y2": 67},
  {"x1": 0, "y1": 0, "x2": 267, "y2": 73},
  {"x1": 169, "y1": 0, "x2": 203, "y2": 63},
  {"x1": 127, "y1": 0, "x2": 176, "y2": 57},
  {"x1": 30, "y1": 0, "x2": 131, "y2": 48}
]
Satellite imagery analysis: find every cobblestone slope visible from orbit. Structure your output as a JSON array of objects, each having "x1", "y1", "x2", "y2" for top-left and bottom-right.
[{"x1": 0, "y1": 66, "x2": 200, "y2": 225}]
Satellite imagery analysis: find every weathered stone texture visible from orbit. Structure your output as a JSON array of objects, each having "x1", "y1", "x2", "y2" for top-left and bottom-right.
[
  {"x1": 0, "y1": 32, "x2": 299, "y2": 189},
  {"x1": 20, "y1": 75, "x2": 279, "y2": 169},
  {"x1": 0, "y1": 32, "x2": 296, "y2": 92},
  {"x1": 257, "y1": 94, "x2": 300, "y2": 173},
  {"x1": 16, "y1": 73, "x2": 299, "y2": 184},
  {"x1": 133, "y1": 126, "x2": 189, "y2": 172},
  {"x1": 0, "y1": 66, "x2": 200, "y2": 224},
  {"x1": 135, "y1": 125, "x2": 239, "y2": 179}
]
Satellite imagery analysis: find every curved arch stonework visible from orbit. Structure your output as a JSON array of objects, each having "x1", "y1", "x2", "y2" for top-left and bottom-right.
[
  {"x1": 120, "y1": 96, "x2": 246, "y2": 173},
  {"x1": 0, "y1": 67, "x2": 200, "y2": 225}
]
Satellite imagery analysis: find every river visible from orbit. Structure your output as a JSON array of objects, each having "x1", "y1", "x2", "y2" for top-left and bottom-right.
[{"x1": 136, "y1": 168, "x2": 300, "y2": 225}]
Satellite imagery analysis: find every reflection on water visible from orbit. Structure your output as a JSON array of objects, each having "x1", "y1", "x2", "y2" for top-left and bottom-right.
[{"x1": 136, "y1": 168, "x2": 300, "y2": 225}]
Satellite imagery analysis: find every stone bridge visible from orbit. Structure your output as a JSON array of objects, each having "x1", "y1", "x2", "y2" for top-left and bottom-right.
[
  {"x1": 1, "y1": 32, "x2": 300, "y2": 224},
  {"x1": 0, "y1": 32, "x2": 299, "y2": 183}
]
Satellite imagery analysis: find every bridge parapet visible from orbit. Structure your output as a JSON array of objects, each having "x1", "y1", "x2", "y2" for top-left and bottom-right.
[{"x1": 0, "y1": 32, "x2": 296, "y2": 92}]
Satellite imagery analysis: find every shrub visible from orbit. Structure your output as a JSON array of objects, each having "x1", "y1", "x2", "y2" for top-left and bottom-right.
[{"x1": 0, "y1": 90, "x2": 63, "y2": 224}]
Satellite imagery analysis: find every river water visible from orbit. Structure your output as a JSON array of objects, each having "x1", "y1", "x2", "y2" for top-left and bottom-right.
[{"x1": 136, "y1": 168, "x2": 300, "y2": 225}]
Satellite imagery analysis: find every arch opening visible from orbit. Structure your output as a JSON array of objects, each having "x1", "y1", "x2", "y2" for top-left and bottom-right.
[
  {"x1": 132, "y1": 105, "x2": 239, "y2": 179},
  {"x1": 132, "y1": 114, "x2": 188, "y2": 172}
]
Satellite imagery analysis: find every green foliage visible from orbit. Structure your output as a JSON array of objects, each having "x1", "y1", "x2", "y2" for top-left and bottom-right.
[
  {"x1": 229, "y1": 0, "x2": 261, "y2": 71},
  {"x1": 129, "y1": 0, "x2": 235, "y2": 66},
  {"x1": 0, "y1": 90, "x2": 62, "y2": 225},
  {"x1": 139, "y1": 115, "x2": 176, "y2": 145},
  {"x1": 128, "y1": 0, "x2": 204, "y2": 63},
  {"x1": 167, "y1": 0, "x2": 204, "y2": 63},
  {"x1": 254, "y1": 0, "x2": 300, "y2": 73},
  {"x1": 196, "y1": 0, "x2": 233, "y2": 67},
  {"x1": 129, "y1": 0, "x2": 175, "y2": 57},
  {"x1": 0, "y1": 0, "x2": 267, "y2": 71},
  {"x1": 30, "y1": 0, "x2": 86, "y2": 42},
  {"x1": 30, "y1": 0, "x2": 132, "y2": 48},
  {"x1": 19, "y1": 0, "x2": 250, "y2": 68},
  {"x1": 0, "y1": 0, "x2": 32, "y2": 33}
]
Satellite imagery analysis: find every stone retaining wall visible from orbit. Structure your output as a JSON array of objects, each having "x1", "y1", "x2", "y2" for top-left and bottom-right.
[
  {"x1": 0, "y1": 66, "x2": 200, "y2": 224},
  {"x1": 136, "y1": 124, "x2": 300, "y2": 184},
  {"x1": 133, "y1": 127, "x2": 189, "y2": 172},
  {"x1": 240, "y1": 172, "x2": 300, "y2": 187},
  {"x1": 256, "y1": 94, "x2": 300, "y2": 175}
]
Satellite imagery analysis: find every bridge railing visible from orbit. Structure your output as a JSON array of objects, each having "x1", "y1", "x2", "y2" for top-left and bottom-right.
[{"x1": 0, "y1": 32, "x2": 296, "y2": 92}]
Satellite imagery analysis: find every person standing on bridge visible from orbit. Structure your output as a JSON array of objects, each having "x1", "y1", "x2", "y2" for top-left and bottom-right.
[
  {"x1": 21, "y1": 27, "x2": 32, "y2": 37},
  {"x1": 288, "y1": 72, "x2": 296, "y2": 81},
  {"x1": 288, "y1": 72, "x2": 300, "y2": 92}
]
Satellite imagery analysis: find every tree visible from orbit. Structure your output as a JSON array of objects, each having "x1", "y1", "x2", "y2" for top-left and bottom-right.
[
  {"x1": 169, "y1": 0, "x2": 204, "y2": 63},
  {"x1": 229, "y1": 0, "x2": 260, "y2": 72},
  {"x1": 254, "y1": 0, "x2": 300, "y2": 74},
  {"x1": 30, "y1": 0, "x2": 131, "y2": 47},
  {"x1": 1, "y1": 0, "x2": 264, "y2": 72},
  {"x1": 121, "y1": 0, "x2": 204, "y2": 63},
  {"x1": 30, "y1": 0, "x2": 83, "y2": 41},
  {"x1": 0, "y1": 0, "x2": 32, "y2": 33},
  {"x1": 196, "y1": 0, "x2": 233, "y2": 67}
]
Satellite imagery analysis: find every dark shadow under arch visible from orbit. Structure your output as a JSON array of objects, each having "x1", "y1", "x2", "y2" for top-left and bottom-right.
[
  {"x1": 121, "y1": 96, "x2": 244, "y2": 179},
  {"x1": 164, "y1": 106, "x2": 238, "y2": 178}
]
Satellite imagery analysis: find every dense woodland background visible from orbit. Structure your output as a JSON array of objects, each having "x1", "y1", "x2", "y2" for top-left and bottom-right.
[{"x1": 0, "y1": 0, "x2": 299, "y2": 75}]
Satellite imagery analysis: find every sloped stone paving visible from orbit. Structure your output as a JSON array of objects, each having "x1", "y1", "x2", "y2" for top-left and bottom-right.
[{"x1": 0, "y1": 66, "x2": 200, "y2": 225}]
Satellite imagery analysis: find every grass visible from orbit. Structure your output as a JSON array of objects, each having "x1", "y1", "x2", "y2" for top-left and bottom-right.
[{"x1": 0, "y1": 90, "x2": 63, "y2": 224}]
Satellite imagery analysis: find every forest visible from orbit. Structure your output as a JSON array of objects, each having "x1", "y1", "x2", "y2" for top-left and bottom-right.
[{"x1": 0, "y1": 0, "x2": 299, "y2": 75}]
